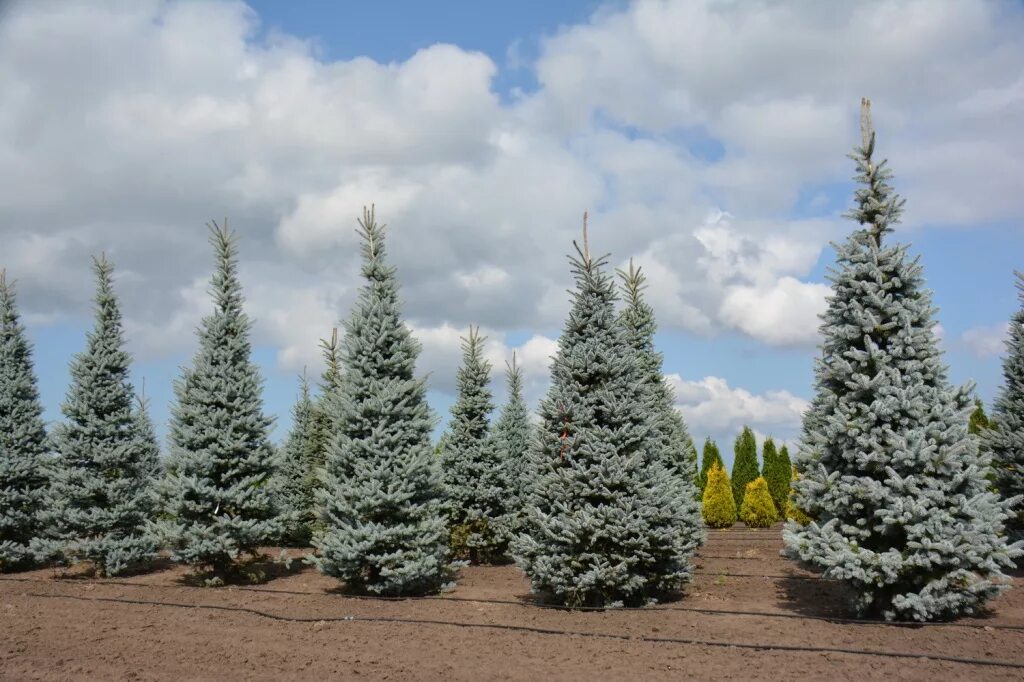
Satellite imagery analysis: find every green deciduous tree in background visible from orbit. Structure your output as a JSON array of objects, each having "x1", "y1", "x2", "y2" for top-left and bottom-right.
[
  {"x1": 0, "y1": 271, "x2": 51, "y2": 571},
  {"x1": 312, "y1": 207, "x2": 456, "y2": 595},
  {"x1": 153, "y1": 222, "x2": 282, "y2": 577},
  {"x1": 784, "y1": 99, "x2": 1021, "y2": 621},
  {"x1": 37, "y1": 256, "x2": 158, "y2": 576}
]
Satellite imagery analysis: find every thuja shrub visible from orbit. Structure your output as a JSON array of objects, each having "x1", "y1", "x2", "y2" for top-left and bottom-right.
[
  {"x1": 739, "y1": 477, "x2": 777, "y2": 529},
  {"x1": 702, "y1": 463, "x2": 737, "y2": 529},
  {"x1": 785, "y1": 468, "x2": 812, "y2": 526}
]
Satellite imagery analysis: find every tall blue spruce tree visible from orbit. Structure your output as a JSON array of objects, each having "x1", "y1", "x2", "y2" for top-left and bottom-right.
[
  {"x1": 785, "y1": 99, "x2": 1021, "y2": 621},
  {"x1": 514, "y1": 222, "x2": 703, "y2": 608},
  {"x1": 276, "y1": 372, "x2": 320, "y2": 545},
  {"x1": 441, "y1": 327, "x2": 511, "y2": 563},
  {"x1": 491, "y1": 354, "x2": 533, "y2": 536},
  {"x1": 0, "y1": 271, "x2": 50, "y2": 571},
  {"x1": 36, "y1": 256, "x2": 157, "y2": 576},
  {"x1": 617, "y1": 260, "x2": 699, "y2": 483},
  {"x1": 617, "y1": 259, "x2": 702, "y2": 531},
  {"x1": 312, "y1": 207, "x2": 456, "y2": 595},
  {"x1": 153, "y1": 222, "x2": 282, "y2": 575},
  {"x1": 984, "y1": 271, "x2": 1024, "y2": 538}
]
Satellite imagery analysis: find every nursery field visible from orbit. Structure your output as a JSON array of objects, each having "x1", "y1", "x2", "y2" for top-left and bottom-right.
[{"x1": 1, "y1": 526, "x2": 1022, "y2": 681}]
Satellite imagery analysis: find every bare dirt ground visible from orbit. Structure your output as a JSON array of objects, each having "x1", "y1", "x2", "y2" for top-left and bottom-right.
[{"x1": 1, "y1": 525, "x2": 1022, "y2": 681}]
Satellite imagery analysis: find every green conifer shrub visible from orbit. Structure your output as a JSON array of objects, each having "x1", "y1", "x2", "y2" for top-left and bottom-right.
[
  {"x1": 761, "y1": 437, "x2": 790, "y2": 519},
  {"x1": 441, "y1": 327, "x2": 511, "y2": 563},
  {"x1": 153, "y1": 222, "x2": 283, "y2": 576},
  {"x1": 702, "y1": 463, "x2": 736, "y2": 529},
  {"x1": 37, "y1": 256, "x2": 158, "y2": 576},
  {"x1": 784, "y1": 99, "x2": 1022, "y2": 621},
  {"x1": 697, "y1": 437, "x2": 723, "y2": 493},
  {"x1": 968, "y1": 398, "x2": 991, "y2": 436},
  {"x1": 513, "y1": 227, "x2": 702, "y2": 607},
  {"x1": 312, "y1": 207, "x2": 456, "y2": 596},
  {"x1": 730, "y1": 426, "x2": 758, "y2": 510},
  {"x1": 984, "y1": 271, "x2": 1024, "y2": 537},
  {"x1": 739, "y1": 477, "x2": 777, "y2": 529},
  {"x1": 785, "y1": 468, "x2": 812, "y2": 526},
  {"x1": 0, "y1": 271, "x2": 51, "y2": 571}
]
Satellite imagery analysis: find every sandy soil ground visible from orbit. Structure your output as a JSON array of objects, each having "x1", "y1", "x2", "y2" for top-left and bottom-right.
[{"x1": 1, "y1": 525, "x2": 1021, "y2": 681}]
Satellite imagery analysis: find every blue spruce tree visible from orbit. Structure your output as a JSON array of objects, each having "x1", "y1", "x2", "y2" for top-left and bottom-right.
[
  {"x1": 984, "y1": 271, "x2": 1024, "y2": 538},
  {"x1": 491, "y1": 354, "x2": 533, "y2": 536},
  {"x1": 617, "y1": 260, "x2": 699, "y2": 483},
  {"x1": 37, "y1": 256, "x2": 158, "y2": 576},
  {"x1": 441, "y1": 327, "x2": 511, "y2": 563},
  {"x1": 133, "y1": 389, "x2": 162, "y2": 481},
  {"x1": 784, "y1": 99, "x2": 1022, "y2": 620},
  {"x1": 514, "y1": 223, "x2": 703, "y2": 607},
  {"x1": 0, "y1": 271, "x2": 51, "y2": 571},
  {"x1": 153, "y1": 222, "x2": 282, "y2": 576},
  {"x1": 312, "y1": 207, "x2": 456, "y2": 595},
  {"x1": 276, "y1": 372, "x2": 320, "y2": 545}
]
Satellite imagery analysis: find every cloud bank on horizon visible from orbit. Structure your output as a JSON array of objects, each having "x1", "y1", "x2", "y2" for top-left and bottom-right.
[{"x1": 1, "y1": 0, "x2": 1022, "y2": 453}]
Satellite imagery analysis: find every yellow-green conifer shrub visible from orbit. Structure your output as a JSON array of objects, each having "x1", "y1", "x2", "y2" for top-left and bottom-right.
[
  {"x1": 739, "y1": 476, "x2": 777, "y2": 528},
  {"x1": 702, "y1": 463, "x2": 737, "y2": 528},
  {"x1": 785, "y1": 467, "x2": 812, "y2": 526}
]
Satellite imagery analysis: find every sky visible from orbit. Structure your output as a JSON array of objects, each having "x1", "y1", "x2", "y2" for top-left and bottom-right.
[{"x1": 2, "y1": 0, "x2": 1023, "y2": 467}]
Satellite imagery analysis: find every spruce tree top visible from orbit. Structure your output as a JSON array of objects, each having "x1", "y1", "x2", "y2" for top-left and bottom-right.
[
  {"x1": 444, "y1": 327, "x2": 493, "y2": 452},
  {"x1": 617, "y1": 259, "x2": 698, "y2": 475},
  {"x1": 493, "y1": 353, "x2": 532, "y2": 476},
  {"x1": 53, "y1": 255, "x2": 139, "y2": 468}
]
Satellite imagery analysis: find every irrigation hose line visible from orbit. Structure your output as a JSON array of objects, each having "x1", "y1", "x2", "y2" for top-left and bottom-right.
[
  {"x1": 18, "y1": 591, "x2": 1024, "y2": 671},
  {"x1": 2, "y1": 576, "x2": 1021, "y2": 632}
]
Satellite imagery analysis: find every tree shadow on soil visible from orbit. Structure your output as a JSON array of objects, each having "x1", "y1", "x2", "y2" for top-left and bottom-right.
[
  {"x1": 513, "y1": 587, "x2": 687, "y2": 611},
  {"x1": 52, "y1": 556, "x2": 177, "y2": 580},
  {"x1": 775, "y1": 575, "x2": 854, "y2": 620},
  {"x1": 176, "y1": 551, "x2": 307, "y2": 587},
  {"x1": 776, "y1": 574, "x2": 1004, "y2": 623}
]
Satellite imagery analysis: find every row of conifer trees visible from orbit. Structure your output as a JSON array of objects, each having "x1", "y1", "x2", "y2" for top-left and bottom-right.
[{"x1": 2, "y1": 98, "x2": 1023, "y2": 618}]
